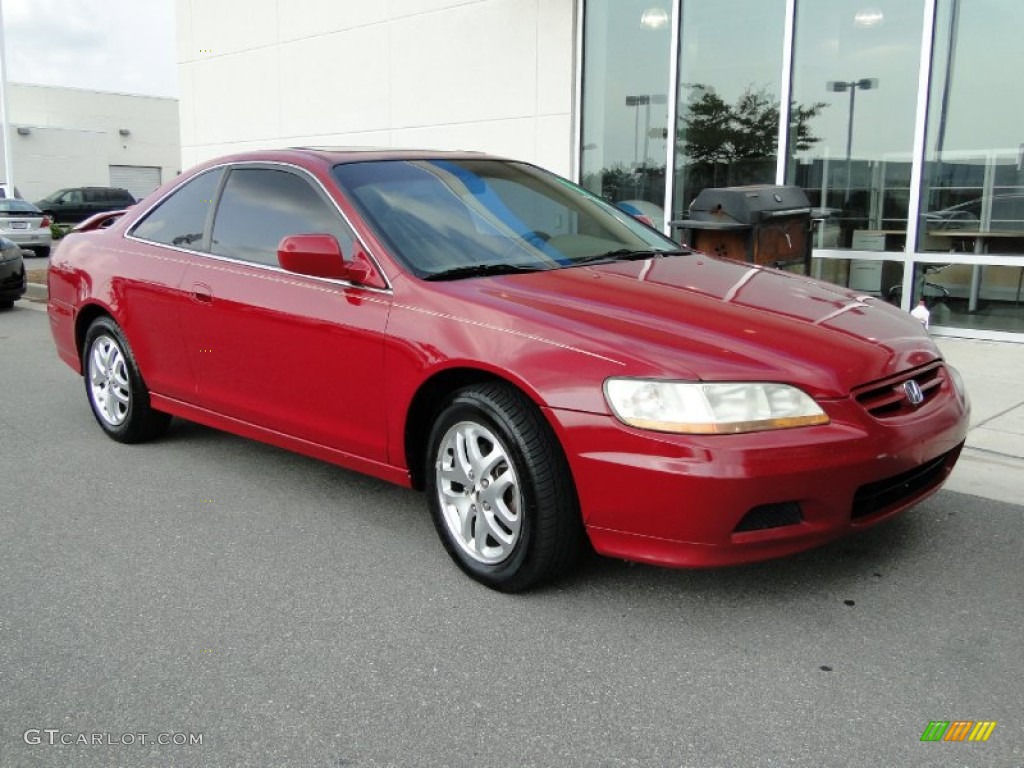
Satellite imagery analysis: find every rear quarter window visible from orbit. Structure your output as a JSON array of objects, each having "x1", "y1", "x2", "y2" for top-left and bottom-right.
[{"x1": 131, "y1": 170, "x2": 223, "y2": 250}]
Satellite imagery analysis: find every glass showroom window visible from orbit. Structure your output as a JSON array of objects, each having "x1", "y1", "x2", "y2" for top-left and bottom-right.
[
  {"x1": 786, "y1": 1, "x2": 923, "y2": 280},
  {"x1": 581, "y1": 0, "x2": 672, "y2": 228},
  {"x1": 916, "y1": 0, "x2": 1024, "y2": 334},
  {"x1": 672, "y1": 0, "x2": 786, "y2": 221}
]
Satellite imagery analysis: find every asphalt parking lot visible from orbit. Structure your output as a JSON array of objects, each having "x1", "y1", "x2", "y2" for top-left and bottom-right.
[{"x1": 1, "y1": 301, "x2": 1022, "y2": 768}]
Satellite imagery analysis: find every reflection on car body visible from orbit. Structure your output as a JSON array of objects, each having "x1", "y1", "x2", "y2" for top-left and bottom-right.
[{"x1": 48, "y1": 148, "x2": 970, "y2": 590}]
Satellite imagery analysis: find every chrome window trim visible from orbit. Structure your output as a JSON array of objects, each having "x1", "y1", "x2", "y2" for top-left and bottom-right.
[
  {"x1": 140, "y1": 245, "x2": 394, "y2": 297},
  {"x1": 125, "y1": 159, "x2": 395, "y2": 294}
]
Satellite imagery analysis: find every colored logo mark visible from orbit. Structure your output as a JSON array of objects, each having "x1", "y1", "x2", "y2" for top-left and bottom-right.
[{"x1": 920, "y1": 721, "x2": 997, "y2": 742}]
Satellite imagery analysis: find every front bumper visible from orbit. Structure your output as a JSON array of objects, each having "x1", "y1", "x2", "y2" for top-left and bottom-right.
[{"x1": 547, "y1": 378, "x2": 969, "y2": 568}]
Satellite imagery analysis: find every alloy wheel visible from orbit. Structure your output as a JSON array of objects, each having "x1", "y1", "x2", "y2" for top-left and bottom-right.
[{"x1": 435, "y1": 420, "x2": 522, "y2": 564}]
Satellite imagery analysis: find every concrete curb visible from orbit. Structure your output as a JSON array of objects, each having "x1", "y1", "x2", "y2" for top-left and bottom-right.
[{"x1": 25, "y1": 281, "x2": 48, "y2": 302}]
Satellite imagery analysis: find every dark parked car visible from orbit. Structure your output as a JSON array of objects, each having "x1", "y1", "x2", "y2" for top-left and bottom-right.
[
  {"x1": 48, "y1": 148, "x2": 969, "y2": 591},
  {"x1": 35, "y1": 186, "x2": 136, "y2": 225},
  {"x1": 0, "y1": 236, "x2": 26, "y2": 308}
]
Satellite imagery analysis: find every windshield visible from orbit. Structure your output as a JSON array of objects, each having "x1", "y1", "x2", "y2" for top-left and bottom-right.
[
  {"x1": 332, "y1": 159, "x2": 681, "y2": 279},
  {"x1": 38, "y1": 189, "x2": 69, "y2": 204}
]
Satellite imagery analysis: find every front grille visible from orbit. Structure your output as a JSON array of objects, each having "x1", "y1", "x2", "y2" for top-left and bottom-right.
[
  {"x1": 734, "y1": 502, "x2": 803, "y2": 533},
  {"x1": 853, "y1": 362, "x2": 945, "y2": 418},
  {"x1": 851, "y1": 448, "x2": 958, "y2": 520}
]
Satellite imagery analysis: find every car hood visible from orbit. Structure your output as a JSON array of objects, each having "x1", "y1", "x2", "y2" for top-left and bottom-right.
[{"x1": 430, "y1": 254, "x2": 941, "y2": 398}]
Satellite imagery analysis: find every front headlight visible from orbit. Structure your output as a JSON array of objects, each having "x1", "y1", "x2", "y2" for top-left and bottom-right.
[{"x1": 604, "y1": 378, "x2": 830, "y2": 434}]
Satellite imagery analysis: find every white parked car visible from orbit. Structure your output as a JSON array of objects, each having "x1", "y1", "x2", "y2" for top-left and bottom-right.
[{"x1": 0, "y1": 199, "x2": 53, "y2": 258}]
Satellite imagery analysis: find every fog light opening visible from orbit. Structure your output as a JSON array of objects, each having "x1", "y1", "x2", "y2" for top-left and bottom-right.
[{"x1": 733, "y1": 502, "x2": 804, "y2": 533}]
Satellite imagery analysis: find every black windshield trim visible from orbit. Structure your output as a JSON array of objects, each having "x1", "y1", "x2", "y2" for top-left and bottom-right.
[
  {"x1": 570, "y1": 248, "x2": 692, "y2": 266},
  {"x1": 422, "y1": 263, "x2": 551, "y2": 282}
]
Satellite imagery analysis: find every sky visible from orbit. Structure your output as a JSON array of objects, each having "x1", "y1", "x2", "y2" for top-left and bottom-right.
[{"x1": 1, "y1": 0, "x2": 178, "y2": 98}]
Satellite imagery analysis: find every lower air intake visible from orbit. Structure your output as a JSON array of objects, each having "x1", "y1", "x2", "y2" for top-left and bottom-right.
[
  {"x1": 734, "y1": 502, "x2": 803, "y2": 533},
  {"x1": 851, "y1": 447, "x2": 959, "y2": 520}
]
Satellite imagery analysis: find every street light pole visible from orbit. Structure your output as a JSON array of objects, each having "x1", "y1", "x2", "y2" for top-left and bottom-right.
[
  {"x1": 625, "y1": 94, "x2": 667, "y2": 199},
  {"x1": 0, "y1": 0, "x2": 15, "y2": 194},
  {"x1": 826, "y1": 78, "x2": 878, "y2": 204}
]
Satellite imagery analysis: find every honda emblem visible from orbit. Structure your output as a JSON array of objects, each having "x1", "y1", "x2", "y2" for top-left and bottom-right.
[{"x1": 903, "y1": 380, "x2": 924, "y2": 406}]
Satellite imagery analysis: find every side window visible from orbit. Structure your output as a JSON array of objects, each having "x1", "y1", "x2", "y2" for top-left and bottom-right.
[
  {"x1": 211, "y1": 168, "x2": 354, "y2": 266},
  {"x1": 132, "y1": 169, "x2": 222, "y2": 250},
  {"x1": 64, "y1": 190, "x2": 83, "y2": 204},
  {"x1": 84, "y1": 190, "x2": 99, "y2": 203}
]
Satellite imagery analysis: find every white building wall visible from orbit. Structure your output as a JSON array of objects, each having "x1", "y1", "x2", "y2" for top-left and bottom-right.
[
  {"x1": 4, "y1": 83, "x2": 181, "y2": 202},
  {"x1": 176, "y1": 0, "x2": 577, "y2": 177}
]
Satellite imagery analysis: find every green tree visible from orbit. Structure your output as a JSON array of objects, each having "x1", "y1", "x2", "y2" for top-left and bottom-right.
[{"x1": 679, "y1": 84, "x2": 826, "y2": 182}]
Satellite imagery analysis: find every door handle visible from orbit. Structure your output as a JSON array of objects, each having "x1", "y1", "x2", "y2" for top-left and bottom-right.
[{"x1": 192, "y1": 283, "x2": 213, "y2": 303}]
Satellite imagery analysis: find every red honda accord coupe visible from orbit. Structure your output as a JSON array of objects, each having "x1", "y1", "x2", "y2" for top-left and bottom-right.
[{"x1": 48, "y1": 148, "x2": 969, "y2": 591}]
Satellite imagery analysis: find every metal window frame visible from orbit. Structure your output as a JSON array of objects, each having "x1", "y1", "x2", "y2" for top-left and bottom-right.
[
  {"x1": 572, "y1": 0, "x2": 584, "y2": 182},
  {"x1": 900, "y1": 0, "x2": 938, "y2": 311},
  {"x1": 775, "y1": 0, "x2": 797, "y2": 184},
  {"x1": 661, "y1": 0, "x2": 682, "y2": 235},
  {"x1": 575, "y1": 0, "x2": 1022, "y2": 340}
]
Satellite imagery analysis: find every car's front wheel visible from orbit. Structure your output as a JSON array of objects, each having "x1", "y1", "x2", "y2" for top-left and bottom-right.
[
  {"x1": 426, "y1": 382, "x2": 583, "y2": 591},
  {"x1": 83, "y1": 316, "x2": 170, "y2": 443}
]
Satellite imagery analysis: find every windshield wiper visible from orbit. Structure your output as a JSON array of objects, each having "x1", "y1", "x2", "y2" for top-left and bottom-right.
[
  {"x1": 572, "y1": 248, "x2": 691, "y2": 266},
  {"x1": 423, "y1": 263, "x2": 547, "y2": 282}
]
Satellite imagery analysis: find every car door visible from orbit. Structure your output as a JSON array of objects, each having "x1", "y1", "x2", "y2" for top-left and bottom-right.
[
  {"x1": 60, "y1": 189, "x2": 86, "y2": 222},
  {"x1": 122, "y1": 168, "x2": 228, "y2": 402},
  {"x1": 177, "y1": 164, "x2": 391, "y2": 462},
  {"x1": 86, "y1": 189, "x2": 109, "y2": 220}
]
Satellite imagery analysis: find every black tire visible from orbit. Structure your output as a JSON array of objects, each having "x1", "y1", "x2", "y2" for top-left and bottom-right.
[
  {"x1": 30, "y1": 246, "x2": 50, "y2": 259},
  {"x1": 82, "y1": 316, "x2": 171, "y2": 443},
  {"x1": 425, "y1": 382, "x2": 583, "y2": 592},
  {"x1": 0, "y1": 300, "x2": 13, "y2": 309}
]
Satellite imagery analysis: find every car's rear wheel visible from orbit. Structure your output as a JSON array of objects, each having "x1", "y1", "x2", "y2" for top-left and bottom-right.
[
  {"x1": 426, "y1": 382, "x2": 583, "y2": 591},
  {"x1": 30, "y1": 246, "x2": 50, "y2": 259},
  {"x1": 83, "y1": 316, "x2": 170, "y2": 443}
]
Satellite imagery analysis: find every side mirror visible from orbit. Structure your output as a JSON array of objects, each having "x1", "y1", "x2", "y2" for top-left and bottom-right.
[
  {"x1": 278, "y1": 234, "x2": 348, "y2": 279},
  {"x1": 277, "y1": 234, "x2": 385, "y2": 288},
  {"x1": 345, "y1": 241, "x2": 387, "y2": 289}
]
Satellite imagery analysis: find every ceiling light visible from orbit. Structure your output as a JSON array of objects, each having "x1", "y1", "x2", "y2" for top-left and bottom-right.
[
  {"x1": 853, "y1": 8, "x2": 884, "y2": 27},
  {"x1": 640, "y1": 7, "x2": 669, "y2": 30}
]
